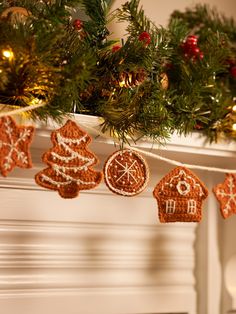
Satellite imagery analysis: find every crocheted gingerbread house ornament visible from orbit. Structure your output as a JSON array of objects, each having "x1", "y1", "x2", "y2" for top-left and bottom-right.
[
  {"x1": 103, "y1": 149, "x2": 149, "y2": 196},
  {"x1": 35, "y1": 119, "x2": 102, "y2": 198},
  {"x1": 213, "y1": 173, "x2": 236, "y2": 219},
  {"x1": 0, "y1": 116, "x2": 35, "y2": 177},
  {"x1": 153, "y1": 166, "x2": 208, "y2": 222}
]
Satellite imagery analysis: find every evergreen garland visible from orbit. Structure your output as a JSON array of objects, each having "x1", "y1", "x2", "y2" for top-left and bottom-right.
[{"x1": 0, "y1": 0, "x2": 235, "y2": 143}]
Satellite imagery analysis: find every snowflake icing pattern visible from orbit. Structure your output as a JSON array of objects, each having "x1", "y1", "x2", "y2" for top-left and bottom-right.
[
  {"x1": 116, "y1": 159, "x2": 138, "y2": 184},
  {"x1": 0, "y1": 116, "x2": 35, "y2": 176},
  {"x1": 213, "y1": 174, "x2": 236, "y2": 218}
]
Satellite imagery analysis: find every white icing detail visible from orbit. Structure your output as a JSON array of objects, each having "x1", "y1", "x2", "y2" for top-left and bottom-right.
[
  {"x1": 51, "y1": 149, "x2": 94, "y2": 170},
  {"x1": 116, "y1": 160, "x2": 138, "y2": 184},
  {"x1": 51, "y1": 150, "x2": 93, "y2": 165},
  {"x1": 188, "y1": 199, "x2": 197, "y2": 214},
  {"x1": 165, "y1": 199, "x2": 176, "y2": 214},
  {"x1": 164, "y1": 169, "x2": 204, "y2": 196},
  {"x1": 176, "y1": 181, "x2": 191, "y2": 196},
  {"x1": 217, "y1": 175, "x2": 236, "y2": 215},
  {"x1": 40, "y1": 172, "x2": 96, "y2": 188},
  {"x1": 56, "y1": 133, "x2": 87, "y2": 145},
  {"x1": 1, "y1": 117, "x2": 32, "y2": 171}
]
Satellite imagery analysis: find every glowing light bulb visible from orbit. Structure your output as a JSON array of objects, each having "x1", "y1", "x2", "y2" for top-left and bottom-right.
[
  {"x1": 119, "y1": 80, "x2": 126, "y2": 88},
  {"x1": 232, "y1": 123, "x2": 236, "y2": 131},
  {"x1": 2, "y1": 49, "x2": 14, "y2": 60},
  {"x1": 232, "y1": 105, "x2": 236, "y2": 112}
]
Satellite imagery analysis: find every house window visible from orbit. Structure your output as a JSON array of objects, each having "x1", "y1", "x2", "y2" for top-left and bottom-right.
[
  {"x1": 188, "y1": 199, "x2": 197, "y2": 214},
  {"x1": 165, "y1": 199, "x2": 176, "y2": 214}
]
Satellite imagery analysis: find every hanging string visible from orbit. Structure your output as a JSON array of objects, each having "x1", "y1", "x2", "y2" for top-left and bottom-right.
[
  {"x1": 1, "y1": 105, "x2": 235, "y2": 174},
  {"x1": 0, "y1": 101, "x2": 46, "y2": 118},
  {"x1": 131, "y1": 146, "x2": 236, "y2": 173},
  {"x1": 78, "y1": 121, "x2": 236, "y2": 174}
]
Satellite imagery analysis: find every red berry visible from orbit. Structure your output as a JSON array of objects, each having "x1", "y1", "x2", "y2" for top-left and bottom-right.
[
  {"x1": 164, "y1": 62, "x2": 173, "y2": 71},
  {"x1": 139, "y1": 31, "x2": 151, "y2": 46},
  {"x1": 73, "y1": 19, "x2": 83, "y2": 30},
  {"x1": 227, "y1": 59, "x2": 236, "y2": 67},
  {"x1": 199, "y1": 51, "x2": 204, "y2": 59},
  {"x1": 186, "y1": 35, "x2": 198, "y2": 46},
  {"x1": 112, "y1": 44, "x2": 121, "y2": 53},
  {"x1": 195, "y1": 124, "x2": 203, "y2": 130},
  {"x1": 230, "y1": 66, "x2": 236, "y2": 78},
  {"x1": 192, "y1": 47, "x2": 200, "y2": 56}
]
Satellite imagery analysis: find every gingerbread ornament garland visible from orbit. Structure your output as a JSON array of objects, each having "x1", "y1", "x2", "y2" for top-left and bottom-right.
[
  {"x1": 103, "y1": 149, "x2": 149, "y2": 196},
  {"x1": 35, "y1": 120, "x2": 102, "y2": 198},
  {"x1": 153, "y1": 166, "x2": 208, "y2": 223},
  {"x1": 0, "y1": 116, "x2": 35, "y2": 177},
  {"x1": 213, "y1": 173, "x2": 236, "y2": 219}
]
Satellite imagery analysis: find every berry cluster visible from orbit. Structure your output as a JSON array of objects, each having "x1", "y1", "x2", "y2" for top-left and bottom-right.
[
  {"x1": 138, "y1": 31, "x2": 151, "y2": 46},
  {"x1": 182, "y1": 35, "x2": 204, "y2": 60},
  {"x1": 73, "y1": 19, "x2": 83, "y2": 30}
]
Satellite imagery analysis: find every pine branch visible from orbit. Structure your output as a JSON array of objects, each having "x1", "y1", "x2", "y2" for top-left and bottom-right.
[{"x1": 171, "y1": 4, "x2": 236, "y2": 42}]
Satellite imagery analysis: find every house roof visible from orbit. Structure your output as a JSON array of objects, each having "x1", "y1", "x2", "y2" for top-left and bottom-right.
[{"x1": 153, "y1": 166, "x2": 208, "y2": 200}]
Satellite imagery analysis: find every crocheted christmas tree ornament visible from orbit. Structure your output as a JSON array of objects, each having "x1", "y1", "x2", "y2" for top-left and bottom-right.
[{"x1": 35, "y1": 119, "x2": 102, "y2": 198}]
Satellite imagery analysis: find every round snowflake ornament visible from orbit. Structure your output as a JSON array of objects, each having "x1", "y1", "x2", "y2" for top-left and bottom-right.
[{"x1": 103, "y1": 149, "x2": 149, "y2": 196}]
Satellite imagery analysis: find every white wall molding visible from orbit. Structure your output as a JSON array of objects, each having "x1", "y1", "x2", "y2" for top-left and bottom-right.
[
  {"x1": 0, "y1": 217, "x2": 197, "y2": 314},
  {"x1": 0, "y1": 219, "x2": 196, "y2": 290}
]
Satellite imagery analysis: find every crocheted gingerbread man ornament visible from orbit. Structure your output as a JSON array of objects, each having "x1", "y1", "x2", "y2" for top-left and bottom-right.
[
  {"x1": 35, "y1": 120, "x2": 102, "y2": 198},
  {"x1": 213, "y1": 173, "x2": 236, "y2": 219},
  {"x1": 0, "y1": 116, "x2": 35, "y2": 176},
  {"x1": 103, "y1": 149, "x2": 149, "y2": 196},
  {"x1": 153, "y1": 166, "x2": 208, "y2": 222}
]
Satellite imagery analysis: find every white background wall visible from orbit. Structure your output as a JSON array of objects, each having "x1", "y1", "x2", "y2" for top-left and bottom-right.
[{"x1": 110, "y1": 0, "x2": 236, "y2": 37}]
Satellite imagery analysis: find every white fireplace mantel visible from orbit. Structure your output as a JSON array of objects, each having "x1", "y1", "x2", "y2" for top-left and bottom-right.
[{"x1": 1, "y1": 114, "x2": 236, "y2": 314}]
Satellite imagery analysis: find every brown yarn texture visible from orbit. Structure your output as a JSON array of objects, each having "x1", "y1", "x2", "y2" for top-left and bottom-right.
[
  {"x1": 35, "y1": 119, "x2": 102, "y2": 198},
  {"x1": 213, "y1": 173, "x2": 236, "y2": 219},
  {"x1": 103, "y1": 149, "x2": 149, "y2": 197},
  {"x1": 153, "y1": 166, "x2": 208, "y2": 223},
  {"x1": 0, "y1": 116, "x2": 34, "y2": 177}
]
